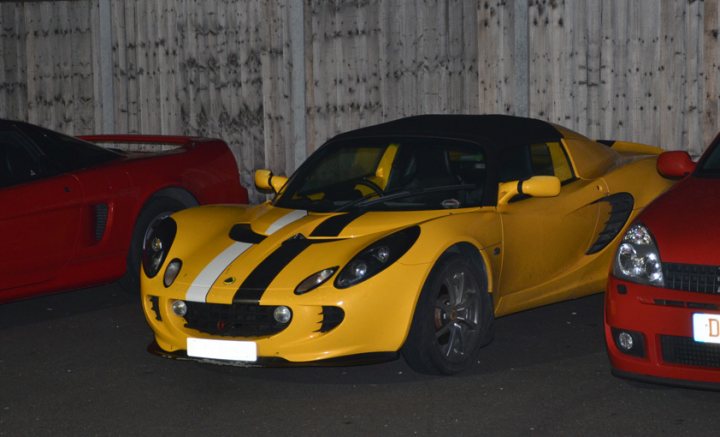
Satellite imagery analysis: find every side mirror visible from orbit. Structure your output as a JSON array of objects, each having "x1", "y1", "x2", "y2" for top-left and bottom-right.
[
  {"x1": 497, "y1": 175, "x2": 561, "y2": 205},
  {"x1": 254, "y1": 169, "x2": 288, "y2": 195},
  {"x1": 657, "y1": 151, "x2": 695, "y2": 178}
]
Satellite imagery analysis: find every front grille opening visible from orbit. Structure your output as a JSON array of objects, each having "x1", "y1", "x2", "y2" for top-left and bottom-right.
[
  {"x1": 318, "y1": 306, "x2": 345, "y2": 333},
  {"x1": 661, "y1": 335, "x2": 720, "y2": 368},
  {"x1": 183, "y1": 302, "x2": 290, "y2": 337},
  {"x1": 663, "y1": 263, "x2": 720, "y2": 294}
]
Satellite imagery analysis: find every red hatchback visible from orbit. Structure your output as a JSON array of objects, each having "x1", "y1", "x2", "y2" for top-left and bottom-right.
[
  {"x1": 605, "y1": 138, "x2": 720, "y2": 389},
  {"x1": 0, "y1": 119, "x2": 248, "y2": 303}
]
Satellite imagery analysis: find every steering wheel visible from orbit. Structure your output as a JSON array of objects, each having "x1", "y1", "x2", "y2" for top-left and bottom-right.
[{"x1": 354, "y1": 178, "x2": 384, "y2": 197}]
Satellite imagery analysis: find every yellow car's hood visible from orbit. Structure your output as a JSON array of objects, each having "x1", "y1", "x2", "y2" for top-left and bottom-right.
[{"x1": 166, "y1": 202, "x2": 457, "y2": 304}]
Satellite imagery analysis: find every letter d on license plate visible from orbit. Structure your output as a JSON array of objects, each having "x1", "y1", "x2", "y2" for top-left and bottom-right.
[{"x1": 692, "y1": 313, "x2": 720, "y2": 344}]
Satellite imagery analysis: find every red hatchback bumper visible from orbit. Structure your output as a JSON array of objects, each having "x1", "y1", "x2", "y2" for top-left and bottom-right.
[{"x1": 605, "y1": 275, "x2": 720, "y2": 389}]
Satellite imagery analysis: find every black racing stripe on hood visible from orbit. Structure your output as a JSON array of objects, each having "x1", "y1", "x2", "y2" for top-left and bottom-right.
[
  {"x1": 229, "y1": 224, "x2": 266, "y2": 244},
  {"x1": 310, "y1": 211, "x2": 365, "y2": 237},
  {"x1": 233, "y1": 238, "x2": 313, "y2": 304}
]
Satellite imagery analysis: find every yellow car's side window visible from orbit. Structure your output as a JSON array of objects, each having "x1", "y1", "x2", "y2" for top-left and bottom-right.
[
  {"x1": 529, "y1": 142, "x2": 574, "y2": 183},
  {"x1": 546, "y1": 141, "x2": 574, "y2": 182}
]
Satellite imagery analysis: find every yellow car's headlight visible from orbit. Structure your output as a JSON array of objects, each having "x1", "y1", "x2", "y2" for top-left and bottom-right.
[
  {"x1": 142, "y1": 217, "x2": 177, "y2": 278},
  {"x1": 335, "y1": 226, "x2": 420, "y2": 289}
]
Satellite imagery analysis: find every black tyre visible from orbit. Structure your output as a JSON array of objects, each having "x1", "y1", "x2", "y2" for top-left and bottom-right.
[
  {"x1": 402, "y1": 253, "x2": 494, "y2": 375},
  {"x1": 119, "y1": 197, "x2": 187, "y2": 295}
]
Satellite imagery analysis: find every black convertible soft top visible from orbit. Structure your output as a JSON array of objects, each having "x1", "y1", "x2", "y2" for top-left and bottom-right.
[{"x1": 329, "y1": 114, "x2": 563, "y2": 147}]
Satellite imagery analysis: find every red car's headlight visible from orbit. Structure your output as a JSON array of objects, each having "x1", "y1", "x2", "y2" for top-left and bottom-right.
[{"x1": 613, "y1": 223, "x2": 664, "y2": 286}]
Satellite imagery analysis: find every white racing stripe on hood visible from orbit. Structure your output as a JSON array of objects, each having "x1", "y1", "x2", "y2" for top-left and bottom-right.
[
  {"x1": 185, "y1": 242, "x2": 252, "y2": 302},
  {"x1": 184, "y1": 209, "x2": 308, "y2": 302},
  {"x1": 265, "y1": 209, "x2": 307, "y2": 234}
]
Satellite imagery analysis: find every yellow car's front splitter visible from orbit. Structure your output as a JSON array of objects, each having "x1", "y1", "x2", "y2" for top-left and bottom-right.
[{"x1": 142, "y1": 261, "x2": 432, "y2": 365}]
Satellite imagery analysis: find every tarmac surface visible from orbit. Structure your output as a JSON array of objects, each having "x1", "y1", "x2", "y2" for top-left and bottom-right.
[{"x1": 2, "y1": 284, "x2": 719, "y2": 436}]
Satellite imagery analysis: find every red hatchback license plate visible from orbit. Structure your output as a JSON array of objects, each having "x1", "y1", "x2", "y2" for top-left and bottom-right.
[{"x1": 692, "y1": 313, "x2": 720, "y2": 344}]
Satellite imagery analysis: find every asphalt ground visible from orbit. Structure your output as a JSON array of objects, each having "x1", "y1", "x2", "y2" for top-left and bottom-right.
[{"x1": 1, "y1": 285, "x2": 719, "y2": 436}]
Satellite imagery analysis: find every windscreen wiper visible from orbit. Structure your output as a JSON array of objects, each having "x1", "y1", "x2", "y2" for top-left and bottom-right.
[{"x1": 334, "y1": 183, "x2": 477, "y2": 212}]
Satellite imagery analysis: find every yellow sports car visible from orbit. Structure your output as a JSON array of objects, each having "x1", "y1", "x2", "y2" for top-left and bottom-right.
[{"x1": 141, "y1": 114, "x2": 675, "y2": 374}]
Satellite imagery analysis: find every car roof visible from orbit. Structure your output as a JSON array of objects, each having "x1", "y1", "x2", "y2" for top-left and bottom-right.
[{"x1": 328, "y1": 114, "x2": 563, "y2": 147}]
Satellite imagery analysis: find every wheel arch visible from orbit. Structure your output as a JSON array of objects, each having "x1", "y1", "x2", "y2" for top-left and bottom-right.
[
  {"x1": 442, "y1": 242, "x2": 493, "y2": 294},
  {"x1": 143, "y1": 186, "x2": 199, "y2": 209},
  {"x1": 401, "y1": 243, "x2": 496, "y2": 374}
]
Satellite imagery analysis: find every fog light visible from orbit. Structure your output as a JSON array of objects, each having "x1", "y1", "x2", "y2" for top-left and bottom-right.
[
  {"x1": 172, "y1": 300, "x2": 188, "y2": 317},
  {"x1": 611, "y1": 328, "x2": 645, "y2": 357},
  {"x1": 618, "y1": 332, "x2": 634, "y2": 350},
  {"x1": 273, "y1": 306, "x2": 292, "y2": 324}
]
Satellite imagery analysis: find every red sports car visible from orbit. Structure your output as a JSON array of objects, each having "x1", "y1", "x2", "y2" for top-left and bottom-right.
[
  {"x1": 605, "y1": 136, "x2": 720, "y2": 389},
  {"x1": 0, "y1": 119, "x2": 248, "y2": 303}
]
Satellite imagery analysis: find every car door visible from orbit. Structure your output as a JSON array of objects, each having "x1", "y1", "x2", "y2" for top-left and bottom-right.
[
  {"x1": 496, "y1": 141, "x2": 609, "y2": 301},
  {"x1": 0, "y1": 125, "x2": 83, "y2": 290}
]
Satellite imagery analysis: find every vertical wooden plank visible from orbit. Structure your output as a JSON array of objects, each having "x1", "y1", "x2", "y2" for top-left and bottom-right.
[
  {"x1": 377, "y1": 0, "x2": 393, "y2": 119},
  {"x1": 457, "y1": 0, "x2": 480, "y2": 113},
  {"x1": 685, "y1": 0, "x2": 702, "y2": 155},
  {"x1": 308, "y1": 0, "x2": 331, "y2": 147},
  {"x1": 357, "y1": 0, "x2": 382, "y2": 127},
  {"x1": 528, "y1": 0, "x2": 552, "y2": 120},
  {"x1": 636, "y1": 1, "x2": 661, "y2": 145},
  {"x1": 71, "y1": 1, "x2": 95, "y2": 134},
  {"x1": 139, "y1": 0, "x2": 158, "y2": 133},
  {"x1": 658, "y1": 1, "x2": 686, "y2": 150},
  {"x1": 38, "y1": 2, "x2": 54, "y2": 127},
  {"x1": 703, "y1": 0, "x2": 720, "y2": 151},
  {"x1": 111, "y1": 0, "x2": 128, "y2": 133},
  {"x1": 0, "y1": 4, "x2": 7, "y2": 117},
  {"x1": 156, "y1": 0, "x2": 171, "y2": 133},
  {"x1": 585, "y1": 0, "x2": 602, "y2": 138},
  {"x1": 125, "y1": 0, "x2": 139, "y2": 133},
  {"x1": 55, "y1": 0, "x2": 66, "y2": 128},
  {"x1": 477, "y1": 0, "x2": 505, "y2": 114},
  {"x1": 625, "y1": 2, "x2": 642, "y2": 140},
  {"x1": 611, "y1": 1, "x2": 630, "y2": 140},
  {"x1": 0, "y1": 3, "x2": 26, "y2": 119},
  {"x1": 598, "y1": 0, "x2": 613, "y2": 139},
  {"x1": 549, "y1": 0, "x2": 571, "y2": 125},
  {"x1": 418, "y1": 0, "x2": 439, "y2": 113},
  {"x1": 91, "y1": 0, "x2": 103, "y2": 132},
  {"x1": 246, "y1": 0, "x2": 267, "y2": 195}
]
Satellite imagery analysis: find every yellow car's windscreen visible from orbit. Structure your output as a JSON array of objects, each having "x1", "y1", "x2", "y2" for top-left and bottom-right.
[{"x1": 275, "y1": 138, "x2": 487, "y2": 212}]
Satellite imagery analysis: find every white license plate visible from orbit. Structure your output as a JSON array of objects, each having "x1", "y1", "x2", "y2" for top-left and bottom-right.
[
  {"x1": 692, "y1": 313, "x2": 720, "y2": 344},
  {"x1": 187, "y1": 338, "x2": 257, "y2": 362}
]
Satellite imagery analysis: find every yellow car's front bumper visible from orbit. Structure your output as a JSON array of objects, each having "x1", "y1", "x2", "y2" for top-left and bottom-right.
[{"x1": 141, "y1": 261, "x2": 432, "y2": 365}]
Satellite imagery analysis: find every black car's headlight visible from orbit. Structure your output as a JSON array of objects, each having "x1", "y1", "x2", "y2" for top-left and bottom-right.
[
  {"x1": 335, "y1": 226, "x2": 420, "y2": 289},
  {"x1": 142, "y1": 217, "x2": 177, "y2": 278},
  {"x1": 612, "y1": 223, "x2": 664, "y2": 286}
]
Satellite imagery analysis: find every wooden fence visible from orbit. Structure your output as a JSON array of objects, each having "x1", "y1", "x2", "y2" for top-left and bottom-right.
[{"x1": 1, "y1": 0, "x2": 719, "y2": 200}]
